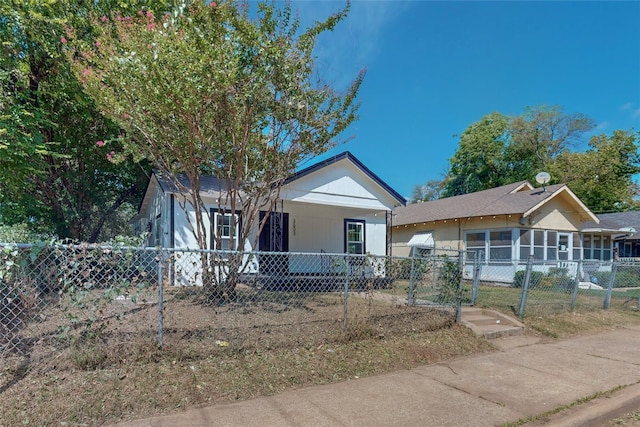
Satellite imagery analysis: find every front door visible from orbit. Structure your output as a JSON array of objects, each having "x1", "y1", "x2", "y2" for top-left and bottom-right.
[
  {"x1": 259, "y1": 211, "x2": 289, "y2": 252},
  {"x1": 558, "y1": 233, "x2": 570, "y2": 260},
  {"x1": 259, "y1": 211, "x2": 289, "y2": 275}
]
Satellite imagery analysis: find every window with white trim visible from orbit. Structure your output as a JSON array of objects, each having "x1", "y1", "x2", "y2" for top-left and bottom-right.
[
  {"x1": 345, "y1": 220, "x2": 365, "y2": 255},
  {"x1": 519, "y1": 229, "x2": 580, "y2": 261},
  {"x1": 465, "y1": 232, "x2": 485, "y2": 261},
  {"x1": 582, "y1": 233, "x2": 612, "y2": 260},
  {"x1": 489, "y1": 230, "x2": 512, "y2": 261},
  {"x1": 464, "y1": 230, "x2": 513, "y2": 262},
  {"x1": 212, "y1": 211, "x2": 240, "y2": 250}
]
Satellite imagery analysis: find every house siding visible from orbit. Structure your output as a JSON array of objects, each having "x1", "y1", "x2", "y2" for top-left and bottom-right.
[{"x1": 393, "y1": 196, "x2": 584, "y2": 259}]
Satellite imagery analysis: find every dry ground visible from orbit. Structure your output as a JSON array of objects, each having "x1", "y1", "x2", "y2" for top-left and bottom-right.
[{"x1": 1, "y1": 285, "x2": 640, "y2": 426}]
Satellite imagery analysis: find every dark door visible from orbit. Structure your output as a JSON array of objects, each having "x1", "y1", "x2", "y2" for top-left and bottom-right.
[
  {"x1": 259, "y1": 211, "x2": 289, "y2": 276},
  {"x1": 259, "y1": 211, "x2": 289, "y2": 252}
]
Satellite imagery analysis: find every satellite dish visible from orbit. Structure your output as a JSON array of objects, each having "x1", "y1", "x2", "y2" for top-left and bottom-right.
[{"x1": 535, "y1": 172, "x2": 551, "y2": 185}]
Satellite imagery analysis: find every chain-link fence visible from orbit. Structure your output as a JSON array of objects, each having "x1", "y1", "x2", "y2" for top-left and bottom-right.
[
  {"x1": 470, "y1": 256, "x2": 640, "y2": 318},
  {"x1": 1, "y1": 244, "x2": 464, "y2": 364}
]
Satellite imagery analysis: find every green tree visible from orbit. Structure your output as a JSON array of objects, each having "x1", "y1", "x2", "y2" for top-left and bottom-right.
[
  {"x1": 552, "y1": 130, "x2": 640, "y2": 212},
  {"x1": 441, "y1": 112, "x2": 510, "y2": 197},
  {"x1": 410, "y1": 179, "x2": 445, "y2": 204},
  {"x1": 506, "y1": 105, "x2": 595, "y2": 180},
  {"x1": 440, "y1": 106, "x2": 602, "y2": 200},
  {"x1": 0, "y1": 0, "x2": 167, "y2": 241},
  {"x1": 69, "y1": 1, "x2": 364, "y2": 302}
]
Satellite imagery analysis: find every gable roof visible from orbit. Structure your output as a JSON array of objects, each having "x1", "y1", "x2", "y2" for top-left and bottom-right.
[
  {"x1": 135, "y1": 152, "x2": 405, "y2": 219},
  {"x1": 393, "y1": 181, "x2": 598, "y2": 226},
  {"x1": 286, "y1": 152, "x2": 406, "y2": 206}
]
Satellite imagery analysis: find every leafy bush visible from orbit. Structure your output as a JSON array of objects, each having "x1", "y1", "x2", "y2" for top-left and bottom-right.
[
  {"x1": 437, "y1": 256, "x2": 461, "y2": 303},
  {"x1": 388, "y1": 257, "x2": 429, "y2": 281},
  {"x1": 0, "y1": 224, "x2": 54, "y2": 243},
  {"x1": 512, "y1": 270, "x2": 544, "y2": 288},
  {"x1": 592, "y1": 269, "x2": 640, "y2": 288},
  {"x1": 546, "y1": 267, "x2": 574, "y2": 292}
]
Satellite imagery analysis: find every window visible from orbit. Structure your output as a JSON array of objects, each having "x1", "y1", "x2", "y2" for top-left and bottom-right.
[
  {"x1": 602, "y1": 236, "x2": 612, "y2": 261},
  {"x1": 344, "y1": 220, "x2": 365, "y2": 254},
  {"x1": 415, "y1": 247, "x2": 432, "y2": 257},
  {"x1": 547, "y1": 231, "x2": 557, "y2": 260},
  {"x1": 582, "y1": 233, "x2": 613, "y2": 261},
  {"x1": 519, "y1": 230, "x2": 531, "y2": 260},
  {"x1": 489, "y1": 230, "x2": 512, "y2": 261},
  {"x1": 558, "y1": 233, "x2": 570, "y2": 261},
  {"x1": 533, "y1": 230, "x2": 544, "y2": 259},
  {"x1": 464, "y1": 230, "x2": 512, "y2": 262},
  {"x1": 466, "y1": 232, "x2": 486, "y2": 261},
  {"x1": 573, "y1": 234, "x2": 582, "y2": 260},
  {"x1": 212, "y1": 211, "x2": 240, "y2": 250},
  {"x1": 154, "y1": 214, "x2": 162, "y2": 246},
  {"x1": 519, "y1": 229, "x2": 579, "y2": 261}
]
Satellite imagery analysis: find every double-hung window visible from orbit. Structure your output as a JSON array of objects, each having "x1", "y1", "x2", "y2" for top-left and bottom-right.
[
  {"x1": 466, "y1": 232, "x2": 486, "y2": 261},
  {"x1": 345, "y1": 219, "x2": 365, "y2": 255},
  {"x1": 212, "y1": 210, "x2": 240, "y2": 250}
]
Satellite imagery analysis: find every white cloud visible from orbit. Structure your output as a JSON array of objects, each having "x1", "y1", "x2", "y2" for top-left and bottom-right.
[
  {"x1": 620, "y1": 101, "x2": 634, "y2": 111},
  {"x1": 632, "y1": 108, "x2": 640, "y2": 118},
  {"x1": 292, "y1": 1, "x2": 409, "y2": 88}
]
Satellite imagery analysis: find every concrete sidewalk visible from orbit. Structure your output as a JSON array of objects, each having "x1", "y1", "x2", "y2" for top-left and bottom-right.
[{"x1": 117, "y1": 325, "x2": 640, "y2": 427}]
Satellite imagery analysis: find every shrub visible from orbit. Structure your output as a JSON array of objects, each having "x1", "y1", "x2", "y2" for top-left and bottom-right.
[
  {"x1": 545, "y1": 267, "x2": 574, "y2": 292},
  {"x1": 512, "y1": 270, "x2": 544, "y2": 288},
  {"x1": 0, "y1": 224, "x2": 54, "y2": 243},
  {"x1": 592, "y1": 269, "x2": 640, "y2": 288},
  {"x1": 437, "y1": 256, "x2": 461, "y2": 303}
]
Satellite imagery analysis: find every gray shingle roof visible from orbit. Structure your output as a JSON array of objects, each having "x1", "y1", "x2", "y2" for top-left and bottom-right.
[
  {"x1": 393, "y1": 181, "x2": 575, "y2": 226},
  {"x1": 155, "y1": 172, "x2": 232, "y2": 197},
  {"x1": 582, "y1": 211, "x2": 640, "y2": 239}
]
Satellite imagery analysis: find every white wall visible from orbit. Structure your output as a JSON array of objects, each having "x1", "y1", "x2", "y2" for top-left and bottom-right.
[{"x1": 285, "y1": 201, "x2": 387, "y2": 256}]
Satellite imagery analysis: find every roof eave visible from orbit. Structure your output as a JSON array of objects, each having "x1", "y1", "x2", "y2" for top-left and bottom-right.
[{"x1": 522, "y1": 186, "x2": 599, "y2": 223}]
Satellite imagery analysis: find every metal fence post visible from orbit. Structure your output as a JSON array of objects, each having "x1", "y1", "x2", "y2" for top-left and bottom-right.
[
  {"x1": 157, "y1": 248, "x2": 164, "y2": 349},
  {"x1": 407, "y1": 254, "x2": 416, "y2": 306},
  {"x1": 569, "y1": 260, "x2": 582, "y2": 311},
  {"x1": 603, "y1": 261, "x2": 617, "y2": 310},
  {"x1": 456, "y1": 252, "x2": 464, "y2": 323},
  {"x1": 470, "y1": 252, "x2": 482, "y2": 305},
  {"x1": 343, "y1": 255, "x2": 349, "y2": 331},
  {"x1": 518, "y1": 255, "x2": 534, "y2": 319}
]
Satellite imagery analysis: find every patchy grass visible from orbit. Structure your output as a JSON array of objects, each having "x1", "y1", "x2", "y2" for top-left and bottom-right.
[
  {"x1": 524, "y1": 309, "x2": 640, "y2": 339},
  {"x1": 2, "y1": 282, "x2": 640, "y2": 427},
  {"x1": 0, "y1": 324, "x2": 493, "y2": 427},
  {"x1": 609, "y1": 411, "x2": 640, "y2": 426}
]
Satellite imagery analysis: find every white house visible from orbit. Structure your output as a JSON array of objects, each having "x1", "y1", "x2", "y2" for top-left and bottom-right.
[{"x1": 131, "y1": 152, "x2": 405, "y2": 285}]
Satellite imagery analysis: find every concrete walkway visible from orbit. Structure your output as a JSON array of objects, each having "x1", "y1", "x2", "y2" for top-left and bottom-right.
[{"x1": 117, "y1": 325, "x2": 640, "y2": 427}]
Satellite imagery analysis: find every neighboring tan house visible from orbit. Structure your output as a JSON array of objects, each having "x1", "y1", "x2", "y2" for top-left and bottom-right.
[
  {"x1": 131, "y1": 152, "x2": 405, "y2": 284},
  {"x1": 391, "y1": 181, "x2": 621, "y2": 282},
  {"x1": 582, "y1": 211, "x2": 640, "y2": 258}
]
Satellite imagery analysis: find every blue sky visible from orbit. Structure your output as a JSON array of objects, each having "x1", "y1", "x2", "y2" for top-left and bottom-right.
[{"x1": 291, "y1": 1, "x2": 640, "y2": 201}]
